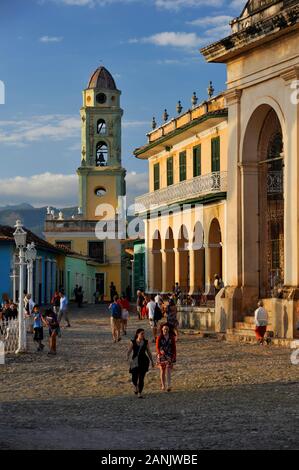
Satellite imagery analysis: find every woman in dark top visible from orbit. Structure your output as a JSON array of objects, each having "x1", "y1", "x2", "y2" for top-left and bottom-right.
[
  {"x1": 156, "y1": 323, "x2": 176, "y2": 392},
  {"x1": 42, "y1": 308, "x2": 60, "y2": 355},
  {"x1": 127, "y1": 328, "x2": 154, "y2": 398}
]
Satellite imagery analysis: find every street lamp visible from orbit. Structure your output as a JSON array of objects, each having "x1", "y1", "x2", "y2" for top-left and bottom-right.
[{"x1": 13, "y1": 220, "x2": 27, "y2": 354}]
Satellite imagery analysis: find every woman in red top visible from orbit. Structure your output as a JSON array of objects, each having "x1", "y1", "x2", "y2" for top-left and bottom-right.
[
  {"x1": 118, "y1": 295, "x2": 130, "y2": 335},
  {"x1": 156, "y1": 323, "x2": 176, "y2": 392},
  {"x1": 141, "y1": 295, "x2": 148, "y2": 320}
]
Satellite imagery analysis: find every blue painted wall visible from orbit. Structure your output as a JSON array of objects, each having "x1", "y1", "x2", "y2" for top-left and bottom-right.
[{"x1": 0, "y1": 242, "x2": 14, "y2": 299}]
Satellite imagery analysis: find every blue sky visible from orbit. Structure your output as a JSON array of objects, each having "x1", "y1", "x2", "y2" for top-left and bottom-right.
[{"x1": 0, "y1": 0, "x2": 245, "y2": 207}]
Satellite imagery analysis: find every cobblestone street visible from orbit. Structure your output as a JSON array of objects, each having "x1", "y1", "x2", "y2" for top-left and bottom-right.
[{"x1": 0, "y1": 305, "x2": 298, "y2": 450}]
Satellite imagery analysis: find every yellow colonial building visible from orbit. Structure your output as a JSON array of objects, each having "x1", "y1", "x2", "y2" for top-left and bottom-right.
[
  {"x1": 45, "y1": 66, "x2": 127, "y2": 300},
  {"x1": 135, "y1": 95, "x2": 227, "y2": 297},
  {"x1": 135, "y1": 0, "x2": 299, "y2": 341}
]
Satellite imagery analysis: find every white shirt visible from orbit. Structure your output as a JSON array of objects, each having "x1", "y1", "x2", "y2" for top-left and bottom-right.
[
  {"x1": 147, "y1": 301, "x2": 156, "y2": 320},
  {"x1": 154, "y1": 294, "x2": 163, "y2": 306},
  {"x1": 28, "y1": 299, "x2": 35, "y2": 315},
  {"x1": 254, "y1": 307, "x2": 268, "y2": 327},
  {"x1": 60, "y1": 296, "x2": 68, "y2": 311}
]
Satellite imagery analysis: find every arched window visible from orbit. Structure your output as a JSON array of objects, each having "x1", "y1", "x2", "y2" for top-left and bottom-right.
[
  {"x1": 96, "y1": 141, "x2": 108, "y2": 167},
  {"x1": 97, "y1": 119, "x2": 106, "y2": 135}
]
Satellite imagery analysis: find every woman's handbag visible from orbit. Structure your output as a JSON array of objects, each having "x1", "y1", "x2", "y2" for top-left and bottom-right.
[
  {"x1": 129, "y1": 343, "x2": 142, "y2": 371},
  {"x1": 130, "y1": 355, "x2": 139, "y2": 371}
]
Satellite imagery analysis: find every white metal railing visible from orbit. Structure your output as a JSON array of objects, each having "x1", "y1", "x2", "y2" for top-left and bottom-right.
[
  {"x1": 0, "y1": 319, "x2": 19, "y2": 354},
  {"x1": 135, "y1": 171, "x2": 227, "y2": 212}
]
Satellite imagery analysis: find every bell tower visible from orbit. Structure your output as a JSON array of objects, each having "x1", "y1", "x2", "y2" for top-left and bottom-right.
[{"x1": 78, "y1": 66, "x2": 126, "y2": 220}]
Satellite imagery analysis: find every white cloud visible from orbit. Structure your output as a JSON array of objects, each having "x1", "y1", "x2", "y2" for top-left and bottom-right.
[
  {"x1": 122, "y1": 120, "x2": 148, "y2": 128},
  {"x1": 0, "y1": 115, "x2": 150, "y2": 147},
  {"x1": 42, "y1": 0, "x2": 245, "y2": 12},
  {"x1": 188, "y1": 15, "x2": 232, "y2": 27},
  {"x1": 0, "y1": 173, "x2": 78, "y2": 207},
  {"x1": 39, "y1": 35, "x2": 64, "y2": 43},
  {"x1": 0, "y1": 171, "x2": 148, "y2": 208},
  {"x1": 130, "y1": 32, "x2": 204, "y2": 49},
  {"x1": 187, "y1": 14, "x2": 232, "y2": 38},
  {"x1": 125, "y1": 171, "x2": 148, "y2": 206},
  {"x1": 155, "y1": 0, "x2": 224, "y2": 10},
  {"x1": 0, "y1": 115, "x2": 80, "y2": 146},
  {"x1": 47, "y1": 0, "x2": 140, "y2": 6}
]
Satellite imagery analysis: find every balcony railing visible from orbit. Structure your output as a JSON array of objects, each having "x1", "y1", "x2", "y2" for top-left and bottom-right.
[{"x1": 135, "y1": 171, "x2": 227, "y2": 213}]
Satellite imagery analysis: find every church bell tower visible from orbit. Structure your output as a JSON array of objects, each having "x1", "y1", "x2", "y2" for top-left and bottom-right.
[{"x1": 78, "y1": 66, "x2": 126, "y2": 220}]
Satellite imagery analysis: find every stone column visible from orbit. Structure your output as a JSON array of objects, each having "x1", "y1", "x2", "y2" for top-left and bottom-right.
[
  {"x1": 35, "y1": 257, "x2": 41, "y2": 304},
  {"x1": 189, "y1": 247, "x2": 195, "y2": 295},
  {"x1": 52, "y1": 260, "x2": 57, "y2": 294},
  {"x1": 281, "y1": 67, "x2": 299, "y2": 287},
  {"x1": 224, "y1": 89, "x2": 242, "y2": 287},
  {"x1": 205, "y1": 244, "x2": 212, "y2": 294},
  {"x1": 161, "y1": 249, "x2": 168, "y2": 293},
  {"x1": 174, "y1": 247, "x2": 180, "y2": 286},
  {"x1": 240, "y1": 161, "x2": 259, "y2": 300},
  {"x1": 46, "y1": 259, "x2": 51, "y2": 304}
]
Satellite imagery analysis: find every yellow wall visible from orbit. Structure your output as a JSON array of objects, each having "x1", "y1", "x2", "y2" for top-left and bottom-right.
[
  {"x1": 46, "y1": 235, "x2": 122, "y2": 300},
  {"x1": 148, "y1": 124, "x2": 227, "y2": 192},
  {"x1": 86, "y1": 174, "x2": 118, "y2": 220}
]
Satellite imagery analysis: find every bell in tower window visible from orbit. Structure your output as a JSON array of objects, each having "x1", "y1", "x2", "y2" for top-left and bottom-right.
[{"x1": 96, "y1": 141, "x2": 108, "y2": 166}]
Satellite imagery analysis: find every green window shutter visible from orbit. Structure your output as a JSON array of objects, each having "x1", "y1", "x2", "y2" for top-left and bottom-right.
[
  {"x1": 211, "y1": 137, "x2": 220, "y2": 172},
  {"x1": 193, "y1": 145, "x2": 201, "y2": 177},
  {"x1": 179, "y1": 151, "x2": 186, "y2": 181},
  {"x1": 167, "y1": 157, "x2": 173, "y2": 186},
  {"x1": 153, "y1": 163, "x2": 160, "y2": 191}
]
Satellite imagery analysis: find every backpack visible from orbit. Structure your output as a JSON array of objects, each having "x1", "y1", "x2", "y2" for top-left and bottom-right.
[
  {"x1": 112, "y1": 302, "x2": 122, "y2": 319},
  {"x1": 154, "y1": 303, "x2": 162, "y2": 322}
]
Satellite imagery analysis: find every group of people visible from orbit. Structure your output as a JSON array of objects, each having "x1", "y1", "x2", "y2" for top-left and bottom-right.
[
  {"x1": 109, "y1": 294, "x2": 131, "y2": 342},
  {"x1": 0, "y1": 295, "x2": 18, "y2": 321},
  {"x1": 126, "y1": 323, "x2": 177, "y2": 398},
  {"x1": 108, "y1": 289, "x2": 178, "y2": 398}
]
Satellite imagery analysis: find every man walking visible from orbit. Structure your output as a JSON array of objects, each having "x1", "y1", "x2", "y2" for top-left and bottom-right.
[
  {"x1": 58, "y1": 291, "x2": 71, "y2": 328},
  {"x1": 147, "y1": 295, "x2": 158, "y2": 343},
  {"x1": 109, "y1": 295, "x2": 122, "y2": 343},
  {"x1": 254, "y1": 300, "x2": 268, "y2": 345}
]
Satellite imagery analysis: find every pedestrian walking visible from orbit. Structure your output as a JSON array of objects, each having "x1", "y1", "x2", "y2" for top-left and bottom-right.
[
  {"x1": 119, "y1": 294, "x2": 130, "y2": 335},
  {"x1": 156, "y1": 323, "x2": 176, "y2": 392},
  {"x1": 154, "y1": 292, "x2": 164, "y2": 309},
  {"x1": 42, "y1": 308, "x2": 60, "y2": 355},
  {"x1": 73, "y1": 285, "x2": 79, "y2": 304},
  {"x1": 141, "y1": 295, "x2": 148, "y2": 320},
  {"x1": 254, "y1": 300, "x2": 268, "y2": 344},
  {"x1": 109, "y1": 282, "x2": 117, "y2": 303},
  {"x1": 127, "y1": 328, "x2": 154, "y2": 398},
  {"x1": 166, "y1": 298, "x2": 179, "y2": 338},
  {"x1": 136, "y1": 290, "x2": 144, "y2": 320},
  {"x1": 174, "y1": 282, "x2": 181, "y2": 299},
  {"x1": 58, "y1": 291, "x2": 71, "y2": 328},
  {"x1": 77, "y1": 286, "x2": 84, "y2": 308},
  {"x1": 126, "y1": 285, "x2": 132, "y2": 302},
  {"x1": 32, "y1": 304, "x2": 45, "y2": 352},
  {"x1": 51, "y1": 291, "x2": 61, "y2": 314},
  {"x1": 146, "y1": 295, "x2": 159, "y2": 343},
  {"x1": 109, "y1": 295, "x2": 122, "y2": 343},
  {"x1": 24, "y1": 293, "x2": 35, "y2": 333}
]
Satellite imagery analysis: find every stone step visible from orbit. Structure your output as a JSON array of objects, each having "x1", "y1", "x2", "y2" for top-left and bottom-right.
[
  {"x1": 235, "y1": 322, "x2": 273, "y2": 330},
  {"x1": 224, "y1": 330, "x2": 294, "y2": 348}
]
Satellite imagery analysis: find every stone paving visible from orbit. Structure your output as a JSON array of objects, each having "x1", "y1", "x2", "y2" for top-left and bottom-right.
[{"x1": 0, "y1": 304, "x2": 298, "y2": 450}]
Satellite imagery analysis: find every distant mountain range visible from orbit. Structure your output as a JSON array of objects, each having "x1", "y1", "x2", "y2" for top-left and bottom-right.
[{"x1": 0, "y1": 204, "x2": 77, "y2": 238}]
